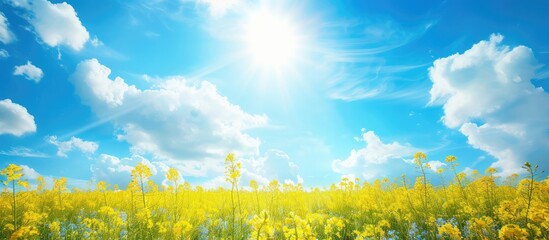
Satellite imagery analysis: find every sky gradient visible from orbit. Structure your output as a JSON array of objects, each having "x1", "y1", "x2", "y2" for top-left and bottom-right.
[{"x1": 1, "y1": 0, "x2": 548, "y2": 189}]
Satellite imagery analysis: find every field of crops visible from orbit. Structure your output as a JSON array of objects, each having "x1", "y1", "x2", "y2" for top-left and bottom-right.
[{"x1": 1, "y1": 152, "x2": 548, "y2": 239}]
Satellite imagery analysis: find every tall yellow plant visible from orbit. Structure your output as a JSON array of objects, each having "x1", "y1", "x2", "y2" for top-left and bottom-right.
[
  {"x1": 225, "y1": 152, "x2": 242, "y2": 239},
  {"x1": 1, "y1": 164, "x2": 26, "y2": 231},
  {"x1": 131, "y1": 162, "x2": 152, "y2": 208}
]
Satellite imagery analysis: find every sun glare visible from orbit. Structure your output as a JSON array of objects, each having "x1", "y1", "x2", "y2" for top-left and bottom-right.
[{"x1": 244, "y1": 10, "x2": 300, "y2": 70}]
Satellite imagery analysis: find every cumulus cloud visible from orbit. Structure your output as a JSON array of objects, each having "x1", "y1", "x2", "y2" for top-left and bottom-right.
[
  {"x1": 71, "y1": 59, "x2": 138, "y2": 108},
  {"x1": 13, "y1": 61, "x2": 43, "y2": 82},
  {"x1": 0, "y1": 12, "x2": 15, "y2": 44},
  {"x1": 9, "y1": 0, "x2": 89, "y2": 51},
  {"x1": 429, "y1": 34, "x2": 549, "y2": 175},
  {"x1": 70, "y1": 59, "x2": 267, "y2": 176},
  {"x1": 90, "y1": 154, "x2": 141, "y2": 185},
  {"x1": 201, "y1": 159, "x2": 290, "y2": 190},
  {"x1": 89, "y1": 153, "x2": 181, "y2": 188},
  {"x1": 427, "y1": 160, "x2": 446, "y2": 172},
  {"x1": 196, "y1": 149, "x2": 302, "y2": 189},
  {"x1": 47, "y1": 136, "x2": 98, "y2": 157},
  {"x1": 0, "y1": 99, "x2": 36, "y2": 136},
  {"x1": 90, "y1": 149, "x2": 298, "y2": 190},
  {"x1": 332, "y1": 130, "x2": 420, "y2": 180},
  {"x1": 241, "y1": 149, "x2": 299, "y2": 185},
  {"x1": 20, "y1": 165, "x2": 40, "y2": 179}
]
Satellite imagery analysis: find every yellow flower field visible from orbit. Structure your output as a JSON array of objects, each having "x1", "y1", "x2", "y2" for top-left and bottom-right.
[{"x1": 1, "y1": 153, "x2": 548, "y2": 239}]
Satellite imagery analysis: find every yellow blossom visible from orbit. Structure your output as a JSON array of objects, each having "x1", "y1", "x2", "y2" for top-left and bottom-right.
[
  {"x1": 438, "y1": 223, "x2": 461, "y2": 240},
  {"x1": 498, "y1": 224, "x2": 528, "y2": 240}
]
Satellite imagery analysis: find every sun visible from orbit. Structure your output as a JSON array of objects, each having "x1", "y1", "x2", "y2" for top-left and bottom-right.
[{"x1": 243, "y1": 10, "x2": 300, "y2": 70}]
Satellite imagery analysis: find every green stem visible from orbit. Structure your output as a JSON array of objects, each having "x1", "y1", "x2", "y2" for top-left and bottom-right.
[
  {"x1": 420, "y1": 164, "x2": 429, "y2": 211},
  {"x1": 231, "y1": 184, "x2": 236, "y2": 240},
  {"x1": 255, "y1": 190, "x2": 260, "y2": 214},
  {"x1": 452, "y1": 166, "x2": 468, "y2": 200},
  {"x1": 236, "y1": 184, "x2": 243, "y2": 237},
  {"x1": 525, "y1": 171, "x2": 535, "y2": 225},
  {"x1": 293, "y1": 215, "x2": 299, "y2": 240},
  {"x1": 256, "y1": 219, "x2": 265, "y2": 240},
  {"x1": 12, "y1": 180, "x2": 16, "y2": 230},
  {"x1": 140, "y1": 177, "x2": 146, "y2": 208}
]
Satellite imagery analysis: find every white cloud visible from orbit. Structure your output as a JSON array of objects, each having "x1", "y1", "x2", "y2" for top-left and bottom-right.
[
  {"x1": 90, "y1": 153, "x2": 186, "y2": 188},
  {"x1": 0, "y1": 99, "x2": 36, "y2": 136},
  {"x1": 89, "y1": 149, "x2": 296, "y2": 190},
  {"x1": 197, "y1": 0, "x2": 242, "y2": 17},
  {"x1": 427, "y1": 160, "x2": 446, "y2": 172},
  {"x1": 70, "y1": 59, "x2": 138, "y2": 108},
  {"x1": 13, "y1": 61, "x2": 43, "y2": 82},
  {"x1": 9, "y1": 0, "x2": 30, "y2": 8},
  {"x1": 0, "y1": 12, "x2": 15, "y2": 44},
  {"x1": 20, "y1": 165, "x2": 40, "y2": 179},
  {"x1": 282, "y1": 175, "x2": 304, "y2": 189},
  {"x1": 462, "y1": 167, "x2": 476, "y2": 176},
  {"x1": 0, "y1": 49, "x2": 9, "y2": 58},
  {"x1": 70, "y1": 58, "x2": 267, "y2": 177},
  {"x1": 332, "y1": 130, "x2": 420, "y2": 180},
  {"x1": 429, "y1": 34, "x2": 549, "y2": 175},
  {"x1": 0, "y1": 147, "x2": 48, "y2": 158},
  {"x1": 296, "y1": 175, "x2": 304, "y2": 184},
  {"x1": 190, "y1": 149, "x2": 300, "y2": 189},
  {"x1": 91, "y1": 154, "x2": 138, "y2": 185},
  {"x1": 243, "y1": 149, "x2": 298, "y2": 183},
  {"x1": 47, "y1": 136, "x2": 98, "y2": 157},
  {"x1": 9, "y1": 0, "x2": 89, "y2": 51},
  {"x1": 90, "y1": 35, "x2": 103, "y2": 47}
]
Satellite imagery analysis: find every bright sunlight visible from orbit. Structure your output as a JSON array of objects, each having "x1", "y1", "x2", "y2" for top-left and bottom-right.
[{"x1": 243, "y1": 10, "x2": 300, "y2": 70}]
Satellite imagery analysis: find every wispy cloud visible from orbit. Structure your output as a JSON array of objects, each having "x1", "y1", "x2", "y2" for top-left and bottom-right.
[
  {"x1": 123, "y1": 0, "x2": 193, "y2": 27},
  {"x1": 315, "y1": 17, "x2": 436, "y2": 102},
  {"x1": 327, "y1": 63, "x2": 432, "y2": 101},
  {"x1": 535, "y1": 69, "x2": 549, "y2": 80},
  {"x1": 313, "y1": 18, "x2": 435, "y2": 60},
  {"x1": 0, "y1": 11, "x2": 15, "y2": 44},
  {"x1": 0, "y1": 49, "x2": 8, "y2": 58},
  {"x1": 0, "y1": 147, "x2": 48, "y2": 158},
  {"x1": 197, "y1": 0, "x2": 243, "y2": 17}
]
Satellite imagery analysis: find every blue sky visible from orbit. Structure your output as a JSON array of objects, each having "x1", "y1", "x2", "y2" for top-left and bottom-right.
[{"x1": 1, "y1": 0, "x2": 548, "y2": 189}]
